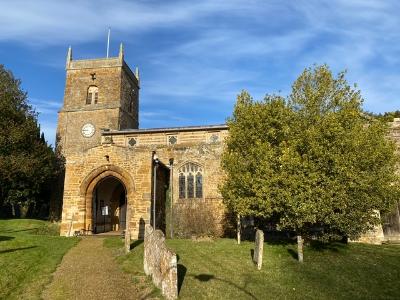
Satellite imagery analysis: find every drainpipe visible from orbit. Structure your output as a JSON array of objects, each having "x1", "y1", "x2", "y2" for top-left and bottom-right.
[
  {"x1": 169, "y1": 158, "x2": 174, "y2": 239},
  {"x1": 152, "y1": 153, "x2": 159, "y2": 229}
]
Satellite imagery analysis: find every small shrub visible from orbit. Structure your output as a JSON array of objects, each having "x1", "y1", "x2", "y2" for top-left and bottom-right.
[
  {"x1": 172, "y1": 200, "x2": 222, "y2": 238},
  {"x1": 31, "y1": 222, "x2": 60, "y2": 236}
]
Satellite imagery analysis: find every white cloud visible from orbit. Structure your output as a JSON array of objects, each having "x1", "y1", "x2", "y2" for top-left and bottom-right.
[
  {"x1": 3, "y1": 0, "x2": 399, "y2": 123},
  {"x1": 0, "y1": 0, "x2": 268, "y2": 45}
]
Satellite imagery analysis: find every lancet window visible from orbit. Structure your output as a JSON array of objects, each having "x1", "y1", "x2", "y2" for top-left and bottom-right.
[{"x1": 86, "y1": 86, "x2": 99, "y2": 104}]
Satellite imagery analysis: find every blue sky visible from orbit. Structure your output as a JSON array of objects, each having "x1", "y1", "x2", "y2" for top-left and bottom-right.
[{"x1": 1, "y1": 0, "x2": 399, "y2": 146}]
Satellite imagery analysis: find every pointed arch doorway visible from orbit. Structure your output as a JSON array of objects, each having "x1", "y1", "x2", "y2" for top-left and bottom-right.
[{"x1": 92, "y1": 176, "x2": 126, "y2": 234}]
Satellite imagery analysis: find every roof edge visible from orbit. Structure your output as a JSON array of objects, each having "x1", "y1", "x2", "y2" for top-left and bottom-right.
[{"x1": 102, "y1": 124, "x2": 228, "y2": 135}]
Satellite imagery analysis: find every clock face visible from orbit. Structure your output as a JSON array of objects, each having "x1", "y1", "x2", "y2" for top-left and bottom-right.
[{"x1": 81, "y1": 123, "x2": 95, "y2": 138}]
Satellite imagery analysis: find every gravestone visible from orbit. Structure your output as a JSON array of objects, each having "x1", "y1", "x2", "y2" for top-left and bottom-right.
[
  {"x1": 253, "y1": 229, "x2": 264, "y2": 270},
  {"x1": 297, "y1": 235, "x2": 304, "y2": 263},
  {"x1": 144, "y1": 225, "x2": 178, "y2": 300}
]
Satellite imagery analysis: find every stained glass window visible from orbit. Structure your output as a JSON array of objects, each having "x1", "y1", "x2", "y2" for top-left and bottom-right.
[
  {"x1": 195, "y1": 172, "x2": 203, "y2": 198},
  {"x1": 179, "y1": 173, "x2": 186, "y2": 199},
  {"x1": 187, "y1": 173, "x2": 194, "y2": 198},
  {"x1": 178, "y1": 162, "x2": 203, "y2": 199}
]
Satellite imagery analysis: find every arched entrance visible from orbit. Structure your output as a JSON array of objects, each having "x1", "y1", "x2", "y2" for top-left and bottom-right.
[{"x1": 92, "y1": 176, "x2": 126, "y2": 234}]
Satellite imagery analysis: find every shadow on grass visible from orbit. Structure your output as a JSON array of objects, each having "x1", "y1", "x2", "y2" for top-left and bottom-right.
[
  {"x1": 286, "y1": 241, "x2": 347, "y2": 261},
  {"x1": 192, "y1": 273, "x2": 258, "y2": 299},
  {"x1": 265, "y1": 238, "x2": 296, "y2": 246},
  {"x1": 1, "y1": 228, "x2": 37, "y2": 234},
  {"x1": 140, "y1": 287, "x2": 161, "y2": 299},
  {"x1": 0, "y1": 246, "x2": 37, "y2": 254},
  {"x1": 0, "y1": 236, "x2": 14, "y2": 242},
  {"x1": 309, "y1": 241, "x2": 346, "y2": 252},
  {"x1": 177, "y1": 264, "x2": 187, "y2": 293},
  {"x1": 130, "y1": 239, "x2": 143, "y2": 250},
  {"x1": 287, "y1": 249, "x2": 298, "y2": 260}
]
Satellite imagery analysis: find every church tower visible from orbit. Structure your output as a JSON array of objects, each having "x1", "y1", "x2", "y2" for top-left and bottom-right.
[{"x1": 56, "y1": 44, "x2": 139, "y2": 156}]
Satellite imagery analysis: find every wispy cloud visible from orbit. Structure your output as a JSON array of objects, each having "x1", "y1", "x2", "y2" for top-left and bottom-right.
[
  {"x1": 0, "y1": 0, "x2": 266, "y2": 45},
  {"x1": 30, "y1": 98, "x2": 61, "y2": 115},
  {"x1": 2, "y1": 0, "x2": 400, "y2": 143}
]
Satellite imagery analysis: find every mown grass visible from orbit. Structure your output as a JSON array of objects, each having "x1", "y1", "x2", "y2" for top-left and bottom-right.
[
  {"x1": 107, "y1": 237, "x2": 400, "y2": 300},
  {"x1": 0, "y1": 219, "x2": 78, "y2": 299},
  {"x1": 103, "y1": 238, "x2": 162, "y2": 298}
]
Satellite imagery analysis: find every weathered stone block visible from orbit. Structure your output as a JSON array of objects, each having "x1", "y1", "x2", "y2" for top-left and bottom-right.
[
  {"x1": 144, "y1": 225, "x2": 178, "y2": 300},
  {"x1": 253, "y1": 229, "x2": 264, "y2": 270}
]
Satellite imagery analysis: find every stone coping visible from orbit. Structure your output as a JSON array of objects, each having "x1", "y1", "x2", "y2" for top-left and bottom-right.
[{"x1": 102, "y1": 124, "x2": 229, "y2": 135}]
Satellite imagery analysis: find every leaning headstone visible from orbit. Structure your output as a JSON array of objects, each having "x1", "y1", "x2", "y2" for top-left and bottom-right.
[{"x1": 253, "y1": 229, "x2": 264, "y2": 270}]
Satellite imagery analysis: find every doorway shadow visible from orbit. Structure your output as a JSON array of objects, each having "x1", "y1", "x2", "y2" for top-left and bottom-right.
[{"x1": 138, "y1": 218, "x2": 145, "y2": 239}]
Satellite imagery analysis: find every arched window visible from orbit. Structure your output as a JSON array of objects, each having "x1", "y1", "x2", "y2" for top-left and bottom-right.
[
  {"x1": 178, "y1": 162, "x2": 203, "y2": 199},
  {"x1": 86, "y1": 86, "x2": 98, "y2": 105}
]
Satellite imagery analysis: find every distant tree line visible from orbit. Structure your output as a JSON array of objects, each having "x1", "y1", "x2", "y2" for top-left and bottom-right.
[
  {"x1": 0, "y1": 64, "x2": 60, "y2": 218},
  {"x1": 367, "y1": 110, "x2": 400, "y2": 122}
]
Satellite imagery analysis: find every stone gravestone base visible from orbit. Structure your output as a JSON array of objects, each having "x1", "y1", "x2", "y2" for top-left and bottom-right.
[{"x1": 253, "y1": 229, "x2": 264, "y2": 270}]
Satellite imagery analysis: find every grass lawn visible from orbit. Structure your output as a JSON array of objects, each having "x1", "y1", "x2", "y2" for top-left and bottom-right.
[
  {"x1": 103, "y1": 238, "x2": 162, "y2": 298},
  {"x1": 106, "y1": 237, "x2": 400, "y2": 300},
  {"x1": 0, "y1": 219, "x2": 78, "y2": 300}
]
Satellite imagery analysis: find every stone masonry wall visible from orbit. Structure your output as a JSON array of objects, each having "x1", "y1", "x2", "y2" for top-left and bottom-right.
[
  {"x1": 144, "y1": 225, "x2": 178, "y2": 300},
  {"x1": 383, "y1": 118, "x2": 400, "y2": 241},
  {"x1": 57, "y1": 55, "x2": 139, "y2": 158},
  {"x1": 59, "y1": 127, "x2": 229, "y2": 238}
]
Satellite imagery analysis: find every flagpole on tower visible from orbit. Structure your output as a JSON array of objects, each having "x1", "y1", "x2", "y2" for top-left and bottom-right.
[{"x1": 106, "y1": 27, "x2": 111, "y2": 58}]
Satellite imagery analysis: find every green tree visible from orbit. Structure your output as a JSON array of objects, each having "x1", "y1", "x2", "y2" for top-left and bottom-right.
[
  {"x1": 0, "y1": 64, "x2": 57, "y2": 217},
  {"x1": 221, "y1": 65, "x2": 399, "y2": 261}
]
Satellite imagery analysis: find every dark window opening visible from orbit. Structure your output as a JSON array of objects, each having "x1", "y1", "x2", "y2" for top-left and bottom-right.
[
  {"x1": 86, "y1": 92, "x2": 92, "y2": 104},
  {"x1": 87, "y1": 86, "x2": 98, "y2": 105}
]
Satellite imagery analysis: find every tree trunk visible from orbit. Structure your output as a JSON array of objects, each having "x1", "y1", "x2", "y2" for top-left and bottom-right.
[
  {"x1": 297, "y1": 235, "x2": 304, "y2": 263},
  {"x1": 237, "y1": 215, "x2": 241, "y2": 244},
  {"x1": 11, "y1": 204, "x2": 16, "y2": 217}
]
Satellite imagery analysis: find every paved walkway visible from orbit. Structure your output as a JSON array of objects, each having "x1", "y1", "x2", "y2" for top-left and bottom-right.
[{"x1": 42, "y1": 237, "x2": 148, "y2": 300}]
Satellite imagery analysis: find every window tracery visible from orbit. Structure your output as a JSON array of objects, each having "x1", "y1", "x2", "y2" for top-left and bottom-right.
[{"x1": 178, "y1": 162, "x2": 203, "y2": 199}]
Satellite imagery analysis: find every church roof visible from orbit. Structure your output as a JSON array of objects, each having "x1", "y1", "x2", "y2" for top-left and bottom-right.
[{"x1": 102, "y1": 124, "x2": 228, "y2": 135}]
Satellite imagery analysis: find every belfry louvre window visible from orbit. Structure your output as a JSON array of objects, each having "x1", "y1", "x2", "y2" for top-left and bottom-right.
[
  {"x1": 178, "y1": 162, "x2": 203, "y2": 199},
  {"x1": 86, "y1": 86, "x2": 99, "y2": 104}
]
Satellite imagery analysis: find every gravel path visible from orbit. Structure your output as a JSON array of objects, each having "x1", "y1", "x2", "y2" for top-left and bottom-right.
[{"x1": 42, "y1": 237, "x2": 147, "y2": 300}]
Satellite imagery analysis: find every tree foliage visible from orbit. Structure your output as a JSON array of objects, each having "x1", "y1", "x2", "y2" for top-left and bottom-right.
[
  {"x1": 0, "y1": 64, "x2": 57, "y2": 216},
  {"x1": 221, "y1": 65, "x2": 399, "y2": 243}
]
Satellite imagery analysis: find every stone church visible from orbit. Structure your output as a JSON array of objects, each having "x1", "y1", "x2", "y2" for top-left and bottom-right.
[
  {"x1": 57, "y1": 45, "x2": 400, "y2": 242},
  {"x1": 57, "y1": 45, "x2": 227, "y2": 238}
]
